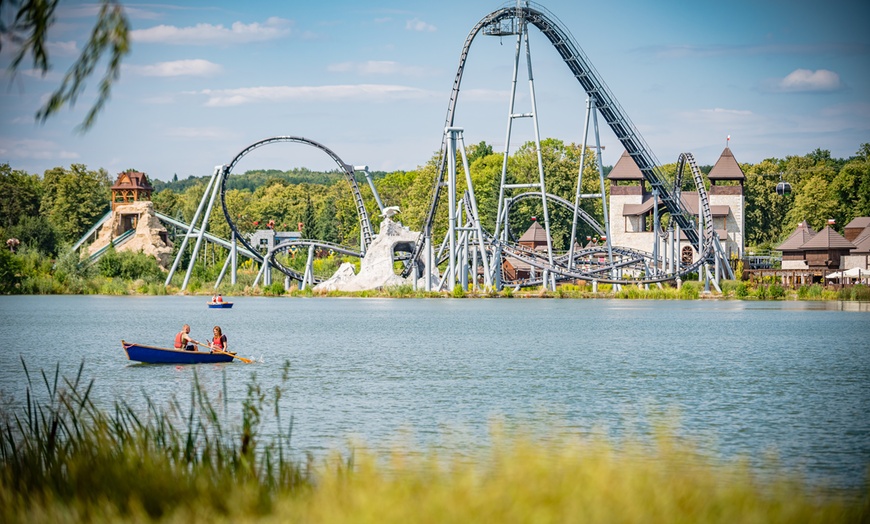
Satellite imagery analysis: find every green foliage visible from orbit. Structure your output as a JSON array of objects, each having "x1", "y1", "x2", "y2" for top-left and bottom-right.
[
  {"x1": 838, "y1": 284, "x2": 870, "y2": 301},
  {"x1": 264, "y1": 281, "x2": 286, "y2": 296},
  {"x1": 735, "y1": 281, "x2": 749, "y2": 298},
  {"x1": 678, "y1": 281, "x2": 701, "y2": 299},
  {"x1": 5, "y1": 215, "x2": 59, "y2": 256},
  {"x1": 97, "y1": 248, "x2": 163, "y2": 282},
  {"x1": 0, "y1": 164, "x2": 42, "y2": 228},
  {"x1": 41, "y1": 164, "x2": 111, "y2": 244},
  {"x1": 451, "y1": 284, "x2": 466, "y2": 298},
  {"x1": 0, "y1": 248, "x2": 22, "y2": 293},
  {"x1": 768, "y1": 283, "x2": 786, "y2": 299}
]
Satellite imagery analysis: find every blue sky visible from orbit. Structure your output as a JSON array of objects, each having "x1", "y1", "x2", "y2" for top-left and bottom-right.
[{"x1": 1, "y1": 0, "x2": 868, "y2": 181}]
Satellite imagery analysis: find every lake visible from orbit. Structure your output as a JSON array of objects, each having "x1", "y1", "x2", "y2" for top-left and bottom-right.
[{"x1": 1, "y1": 295, "x2": 868, "y2": 492}]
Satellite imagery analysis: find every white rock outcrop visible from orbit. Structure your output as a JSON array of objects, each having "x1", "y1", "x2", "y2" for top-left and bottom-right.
[{"x1": 315, "y1": 217, "x2": 437, "y2": 292}]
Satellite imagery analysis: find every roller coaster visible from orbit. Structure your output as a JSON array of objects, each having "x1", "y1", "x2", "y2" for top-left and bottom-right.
[{"x1": 167, "y1": 1, "x2": 733, "y2": 292}]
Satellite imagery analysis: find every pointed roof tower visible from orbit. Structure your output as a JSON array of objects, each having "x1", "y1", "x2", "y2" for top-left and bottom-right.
[
  {"x1": 800, "y1": 226, "x2": 855, "y2": 250},
  {"x1": 607, "y1": 150, "x2": 644, "y2": 181},
  {"x1": 708, "y1": 147, "x2": 745, "y2": 182},
  {"x1": 518, "y1": 219, "x2": 550, "y2": 249},
  {"x1": 776, "y1": 221, "x2": 817, "y2": 251}
]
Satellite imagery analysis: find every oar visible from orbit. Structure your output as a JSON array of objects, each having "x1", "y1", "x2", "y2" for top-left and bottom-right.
[{"x1": 195, "y1": 341, "x2": 253, "y2": 364}]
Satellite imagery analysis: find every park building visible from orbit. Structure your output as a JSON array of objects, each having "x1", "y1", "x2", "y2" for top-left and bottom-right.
[
  {"x1": 82, "y1": 170, "x2": 174, "y2": 268},
  {"x1": 775, "y1": 217, "x2": 870, "y2": 281},
  {"x1": 607, "y1": 147, "x2": 745, "y2": 265}
]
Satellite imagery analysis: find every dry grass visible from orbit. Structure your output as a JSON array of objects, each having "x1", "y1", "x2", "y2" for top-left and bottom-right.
[{"x1": 2, "y1": 364, "x2": 867, "y2": 523}]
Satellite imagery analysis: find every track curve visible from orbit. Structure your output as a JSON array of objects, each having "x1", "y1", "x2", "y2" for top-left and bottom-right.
[
  {"x1": 218, "y1": 136, "x2": 374, "y2": 280},
  {"x1": 406, "y1": 2, "x2": 707, "y2": 278}
]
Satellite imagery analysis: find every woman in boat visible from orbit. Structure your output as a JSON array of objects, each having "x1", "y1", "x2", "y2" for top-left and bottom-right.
[{"x1": 210, "y1": 326, "x2": 228, "y2": 353}]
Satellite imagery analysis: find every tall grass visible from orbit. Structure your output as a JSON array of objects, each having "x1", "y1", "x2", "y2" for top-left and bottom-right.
[{"x1": 2, "y1": 364, "x2": 867, "y2": 523}]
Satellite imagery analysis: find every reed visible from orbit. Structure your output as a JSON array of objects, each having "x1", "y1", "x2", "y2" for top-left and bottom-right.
[{"x1": 2, "y1": 364, "x2": 866, "y2": 523}]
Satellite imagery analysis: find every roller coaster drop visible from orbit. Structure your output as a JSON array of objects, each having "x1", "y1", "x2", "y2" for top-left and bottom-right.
[{"x1": 168, "y1": 1, "x2": 733, "y2": 292}]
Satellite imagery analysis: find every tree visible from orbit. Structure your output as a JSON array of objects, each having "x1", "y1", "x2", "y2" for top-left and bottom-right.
[
  {"x1": 40, "y1": 164, "x2": 111, "y2": 243},
  {"x1": 316, "y1": 198, "x2": 340, "y2": 244},
  {"x1": 301, "y1": 191, "x2": 316, "y2": 238},
  {"x1": 785, "y1": 175, "x2": 839, "y2": 232},
  {"x1": 0, "y1": 163, "x2": 42, "y2": 228},
  {"x1": 2, "y1": 0, "x2": 130, "y2": 130}
]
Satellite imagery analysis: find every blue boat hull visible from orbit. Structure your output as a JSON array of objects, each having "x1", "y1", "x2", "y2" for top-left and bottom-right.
[
  {"x1": 207, "y1": 302, "x2": 233, "y2": 308},
  {"x1": 122, "y1": 340, "x2": 234, "y2": 364}
]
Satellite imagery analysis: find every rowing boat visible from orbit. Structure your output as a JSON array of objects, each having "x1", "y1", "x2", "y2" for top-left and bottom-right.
[
  {"x1": 207, "y1": 302, "x2": 233, "y2": 308},
  {"x1": 121, "y1": 340, "x2": 235, "y2": 364}
]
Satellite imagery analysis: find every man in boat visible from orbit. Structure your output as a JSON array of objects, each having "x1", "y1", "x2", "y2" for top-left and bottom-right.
[
  {"x1": 174, "y1": 324, "x2": 199, "y2": 352},
  {"x1": 216, "y1": 294, "x2": 223, "y2": 303}
]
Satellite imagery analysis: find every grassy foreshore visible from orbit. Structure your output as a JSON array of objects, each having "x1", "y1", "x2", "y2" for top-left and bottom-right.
[{"x1": 2, "y1": 364, "x2": 867, "y2": 523}]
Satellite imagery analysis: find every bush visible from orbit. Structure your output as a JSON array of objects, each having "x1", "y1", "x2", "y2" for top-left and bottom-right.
[
  {"x1": 678, "y1": 281, "x2": 700, "y2": 299},
  {"x1": 735, "y1": 282, "x2": 749, "y2": 298},
  {"x1": 768, "y1": 283, "x2": 786, "y2": 299}
]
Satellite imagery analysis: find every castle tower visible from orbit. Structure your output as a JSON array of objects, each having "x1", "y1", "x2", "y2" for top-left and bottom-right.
[
  {"x1": 707, "y1": 147, "x2": 745, "y2": 259},
  {"x1": 607, "y1": 150, "x2": 651, "y2": 253}
]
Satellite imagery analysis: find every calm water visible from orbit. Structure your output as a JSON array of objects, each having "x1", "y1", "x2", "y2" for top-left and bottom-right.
[{"x1": 1, "y1": 296, "x2": 868, "y2": 491}]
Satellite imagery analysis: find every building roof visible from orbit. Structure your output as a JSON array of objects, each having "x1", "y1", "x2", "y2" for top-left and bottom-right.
[
  {"x1": 111, "y1": 170, "x2": 153, "y2": 191},
  {"x1": 518, "y1": 220, "x2": 550, "y2": 244},
  {"x1": 775, "y1": 221, "x2": 816, "y2": 251},
  {"x1": 849, "y1": 228, "x2": 870, "y2": 254},
  {"x1": 607, "y1": 150, "x2": 645, "y2": 180},
  {"x1": 799, "y1": 226, "x2": 855, "y2": 250},
  {"x1": 622, "y1": 193, "x2": 729, "y2": 217},
  {"x1": 707, "y1": 147, "x2": 745, "y2": 180},
  {"x1": 844, "y1": 217, "x2": 870, "y2": 230}
]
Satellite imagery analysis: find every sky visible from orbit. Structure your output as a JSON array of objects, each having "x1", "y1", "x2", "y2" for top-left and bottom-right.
[{"x1": 1, "y1": 0, "x2": 868, "y2": 181}]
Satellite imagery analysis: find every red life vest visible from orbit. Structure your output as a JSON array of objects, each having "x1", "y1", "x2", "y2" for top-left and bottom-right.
[
  {"x1": 217, "y1": 296, "x2": 223, "y2": 303},
  {"x1": 174, "y1": 331, "x2": 185, "y2": 348},
  {"x1": 213, "y1": 335, "x2": 226, "y2": 350}
]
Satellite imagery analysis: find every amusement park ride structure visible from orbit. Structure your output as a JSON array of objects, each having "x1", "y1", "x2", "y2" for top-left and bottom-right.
[{"x1": 166, "y1": 1, "x2": 734, "y2": 293}]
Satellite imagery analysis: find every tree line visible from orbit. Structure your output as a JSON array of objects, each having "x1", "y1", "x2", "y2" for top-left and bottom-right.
[{"x1": 1, "y1": 140, "x2": 868, "y2": 291}]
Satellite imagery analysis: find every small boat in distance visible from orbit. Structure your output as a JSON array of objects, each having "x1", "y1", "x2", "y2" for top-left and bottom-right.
[
  {"x1": 207, "y1": 301, "x2": 233, "y2": 308},
  {"x1": 121, "y1": 340, "x2": 235, "y2": 364}
]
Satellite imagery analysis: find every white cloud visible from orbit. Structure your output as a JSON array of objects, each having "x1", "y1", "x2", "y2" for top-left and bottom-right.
[
  {"x1": 131, "y1": 17, "x2": 293, "y2": 45},
  {"x1": 327, "y1": 60, "x2": 429, "y2": 77},
  {"x1": 166, "y1": 127, "x2": 234, "y2": 139},
  {"x1": 18, "y1": 68, "x2": 64, "y2": 81},
  {"x1": 198, "y1": 84, "x2": 435, "y2": 107},
  {"x1": 126, "y1": 59, "x2": 223, "y2": 77},
  {"x1": 45, "y1": 40, "x2": 78, "y2": 57},
  {"x1": 405, "y1": 18, "x2": 436, "y2": 32},
  {"x1": 0, "y1": 138, "x2": 79, "y2": 161},
  {"x1": 774, "y1": 69, "x2": 842, "y2": 93},
  {"x1": 699, "y1": 108, "x2": 754, "y2": 117}
]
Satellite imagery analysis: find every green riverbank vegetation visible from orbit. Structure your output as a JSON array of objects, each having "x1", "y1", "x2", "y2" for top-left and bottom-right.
[{"x1": 2, "y1": 363, "x2": 866, "y2": 523}]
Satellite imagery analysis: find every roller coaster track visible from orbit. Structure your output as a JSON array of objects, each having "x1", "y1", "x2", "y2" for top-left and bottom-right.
[
  {"x1": 266, "y1": 239, "x2": 361, "y2": 283},
  {"x1": 406, "y1": 2, "x2": 704, "y2": 277},
  {"x1": 218, "y1": 136, "x2": 374, "y2": 267},
  {"x1": 506, "y1": 192, "x2": 605, "y2": 238}
]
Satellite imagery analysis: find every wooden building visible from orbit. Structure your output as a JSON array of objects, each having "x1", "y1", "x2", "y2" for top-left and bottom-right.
[
  {"x1": 799, "y1": 226, "x2": 855, "y2": 271},
  {"x1": 111, "y1": 170, "x2": 153, "y2": 212}
]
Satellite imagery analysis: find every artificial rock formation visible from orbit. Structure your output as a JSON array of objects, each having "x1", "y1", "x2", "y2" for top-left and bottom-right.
[
  {"x1": 315, "y1": 217, "x2": 437, "y2": 291},
  {"x1": 88, "y1": 201, "x2": 173, "y2": 269}
]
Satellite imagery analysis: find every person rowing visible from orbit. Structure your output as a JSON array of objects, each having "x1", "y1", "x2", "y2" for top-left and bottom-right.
[{"x1": 174, "y1": 324, "x2": 201, "y2": 352}]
